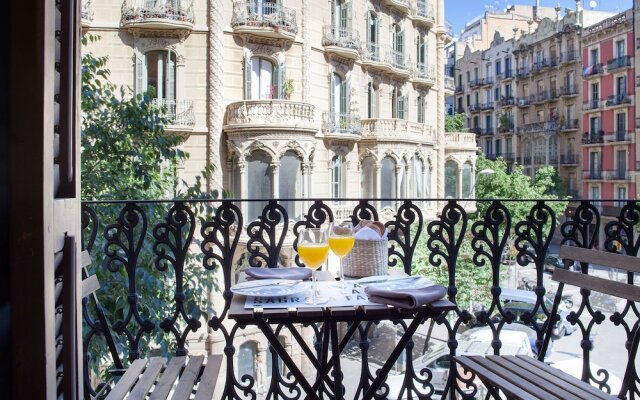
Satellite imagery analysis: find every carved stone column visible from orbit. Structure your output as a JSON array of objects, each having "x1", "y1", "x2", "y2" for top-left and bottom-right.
[
  {"x1": 207, "y1": 0, "x2": 224, "y2": 189},
  {"x1": 436, "y1": 0, "x2": 446, "y2": 206},
  {"x1": 239, "y1": 161, "x2": 248, "y2": 217},
  {"x1": 271, "y1": 163, "x2": 280, "y2": 198},
  {"x1": 301, "y1": 0, "x2": 311, "y2": 102}
]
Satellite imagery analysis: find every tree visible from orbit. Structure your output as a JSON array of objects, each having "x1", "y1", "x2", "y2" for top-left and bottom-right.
[
  {"x1": 81, "y1": 34, "x2": 187, "y2": 201},
  {"x1": 445, "y1": 112, "x2": 468, "y2": 132}
]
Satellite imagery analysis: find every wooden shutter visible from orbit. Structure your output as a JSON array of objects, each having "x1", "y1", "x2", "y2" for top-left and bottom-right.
[
  {"x1": 244, "y1": 56, "x2": 252, "y2": 99},
  {"x1": 340, "y1": 78, "x2": 347, "y2": 114},
  {"x1": 345, "y1": 2, "x2": 352, "y2": 29},
  {"x1": 134, "y1": 51, "x2": 146, "y2": 95}
]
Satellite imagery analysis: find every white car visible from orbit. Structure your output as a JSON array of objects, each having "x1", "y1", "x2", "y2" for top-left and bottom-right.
[
  {"x1": 385, "y1": 328, "x2": 533, "y2": 398},
  {"x1": 548, "y1": 358, "x2": 622, "y2": 395}
]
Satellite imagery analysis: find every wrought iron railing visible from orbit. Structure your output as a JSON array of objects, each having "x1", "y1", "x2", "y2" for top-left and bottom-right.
[
  {"x1": 604, "y1": 130, "x2": 633, "y2": 143},
  {"x1": 81, "y1": 198, "x2": 640, "y2": 399},
  {"x1": 560, "y1": 153, "x2": 580, "y2": 165},
  {"x1": 606, "y1": 93, "x2": 632, "y2": 107},
  {"x1": 152, "y1": 99, "x2": 195, "y2": 127},
  {"x1": 583, "y1": 131, "x2": 605, "y2": 144},
  {"x1": 444, "y1": 76, "x2": 455, "y2": 92},
  {"x1": 413, "y1": 0, "x2": 435, "y2": 23},
  {"x1": 121, "y1": 0, "x2": 195, "y2": 25},
  {"x1": 322, "y1": 112, "x2": 361, "y2": 135},
  {"x1": 516, "y1": 121, "x2": 560, "y2": 135},
  {"x1": 322, "y1": 25, "x2": 361, "y2": 51},
  {"x1": 231, "y1": 1, "x2": 298, "y2": 35},
  {"x1": 560, "y1": 84, "x2": 579, "y2": 96},
  {"x1": 607, "y1": 55, "x2": 632, "y2": 71},
  {"x1": 82, "y1": 0, "x2": 94, "y2": 22},
  {"x1": 415, "y1": 63, "x2": 435, "y2": 82}
]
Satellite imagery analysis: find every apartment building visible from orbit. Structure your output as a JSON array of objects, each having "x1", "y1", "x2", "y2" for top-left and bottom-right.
[
  {"x1": 581, "y1": 10, "x2": 635, "y2": 207},
  {"x1": 454, "y1": 1, "x2": 615, "y2": 197}
]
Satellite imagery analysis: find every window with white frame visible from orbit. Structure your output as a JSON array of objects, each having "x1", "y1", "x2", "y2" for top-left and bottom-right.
[
  {"x1": 590, "y1": 48, "x2": 599, "y2": 65},
  {"x1": 616, "y1": 39, "x2": 625, "y2": 58},
  {"x1": 246, "y1": 150, "x2": 273, "y2": 221},
  {"x1": 367, "y1": 82, "x2": 378, "y2": 118},
  {"x1": 391, "y1": 24, "x2": 405, "y2": 67},
  {"x1": 245, "y1": 56, "x2": 285, "y2": 100},
  {"x1": 381, "y1": 156, "x2": 397, "y2": 208},
  {"x1": 444, "y1": 160, "x2": 458, "y2": 198},
  {"x1": 617, "y1": 186, "x2": 627, "y2": 207},
  {"x1": 416, "y1": 34, "x2": 426, "y2": 68},
  {"x1": 279, "y1": 150, "x2": 302, "y2": 220},
  {"x1": 417, "y1": 96, "x2": 425, "y2": 123},
  {"x1": 361, "y1": 156, "x2": 376, "y2": 198},
  {"x1": 392, "y1": 88, "x2": 408, "y2": 119},
  {"x1": 332, "y1": 0, "x2": 351, "y2": 29},
  {"x1": 330, "y1": 72, "x2": 349, "y2": 123},
  {"x1": 412, "y1": 156, "x2": 424, "y2": 198},
  {"x1": 367, "y1": 11, "x2": 379, "y2": 55},
  {"x1": 331, "y1": 154, "x2": 346, "y2": 199},
  {"x1": 616, "y1": 75, "x2": 627, "y2": 96},
  {"x1": 135, "y1": 50, "x2": 177, "y2": 101}
]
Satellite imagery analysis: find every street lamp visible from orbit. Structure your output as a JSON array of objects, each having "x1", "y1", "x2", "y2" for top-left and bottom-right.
[{"x1": 472, "y1": 168, "x2": 496, "y2": 199}]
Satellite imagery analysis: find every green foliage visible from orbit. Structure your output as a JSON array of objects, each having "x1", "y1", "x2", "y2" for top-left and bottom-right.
[
  {"x1": 81, "y1": 34, "x2": 187, "y2": 201},
  {"x1": 445, "y1": 112, "x2": 468, "y2": 133}
]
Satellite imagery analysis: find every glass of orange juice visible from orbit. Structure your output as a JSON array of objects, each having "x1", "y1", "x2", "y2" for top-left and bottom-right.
[
  {"x1": 328, "y1": 222, "x2": 355, "y2": 292},
  {"x1": 298, "y1": 227, "x2": 330, "y2": 305}
]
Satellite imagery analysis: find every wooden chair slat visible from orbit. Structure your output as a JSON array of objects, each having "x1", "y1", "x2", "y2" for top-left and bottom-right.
[
  {"x1": 105, "y1": 359, "x2": 148, "y2": 400},
  {"x1": 171, "y1": 355, "x2": 205, "y2": 400},
  {"x1": 559, "y1": 246, "x2": 640, "y2": 274},
  {"x1": 193, "y1": 355, "x2": 224, "y2": 400},
  {"x1": 456, "y1": 356, "x2": 539, "y2": 400},
  {"x1": 148, "y1": 356, "x2": 187, "y2": 400},
  {"x1": 82, "y1": 274, "x2": 100, "y2": 298},
  {"x1": 552, "y1": 268, "x2": 640, "y2": 302},
  {"x1": 513, "y1": 356, "x2": 614, "y2": 400},
  {"x1": 464, "y1": 356, "x2": 564, "y2": 400},
  {"x1": 81, "y1": 250, "x2": 92, "y2": 268},
  {"x1": 127, "y1": 357, "x2": 166, "y2": 399}
]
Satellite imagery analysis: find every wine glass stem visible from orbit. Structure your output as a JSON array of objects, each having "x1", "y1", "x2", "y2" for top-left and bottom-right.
[
  {"x1": 312, "y1": 270, "x2": 317, "y2": 303},
  {"x1": 339, "y1": 257, "x2": 346, "y2": 290}
]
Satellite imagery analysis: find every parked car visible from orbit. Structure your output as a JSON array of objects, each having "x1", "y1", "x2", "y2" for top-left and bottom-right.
[
  {"x1": 548, "y1": 358, "x2": 622, "y2": 395},
  {"x1": 544, "y1": 254, "x2": 576, "y2": 273},
  {"x1": 499, "y1": 288, "x2": 577, "y2": 338},
  {"x1": 385, "y1": 328, "x2": 533, "y2": 397}
]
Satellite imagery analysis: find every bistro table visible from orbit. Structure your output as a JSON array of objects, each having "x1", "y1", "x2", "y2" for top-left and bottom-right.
[{"x1": 228, "y1": 271, "x2": 456, "y2": 400}]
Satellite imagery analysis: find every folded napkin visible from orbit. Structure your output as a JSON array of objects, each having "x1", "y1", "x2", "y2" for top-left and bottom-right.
[
  {"x1": 364, "y1": 285, "x2": 447, "y2": 309},
  {"x1": 245, "y1": 267, "x2": 312, "y2": 281}
]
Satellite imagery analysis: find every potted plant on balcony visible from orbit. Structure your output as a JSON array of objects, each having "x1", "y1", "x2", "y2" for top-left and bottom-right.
[
  {"x1": 498, "y1": 112, "x2": 510, "y2": 133},
  {"x1": 283, "y1": 78, "x2": 294, "y2": 99}
]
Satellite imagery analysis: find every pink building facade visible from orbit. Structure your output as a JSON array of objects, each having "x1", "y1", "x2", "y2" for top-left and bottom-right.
[{"x1": 581, "y1": 10, "x2": 635, "y2": 205}]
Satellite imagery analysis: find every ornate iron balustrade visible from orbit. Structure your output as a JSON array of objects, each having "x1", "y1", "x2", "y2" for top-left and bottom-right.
[
  {"x1": 561, "y1": 50, "x2": 578, "y2": 64},
  {"x1": 322, "y1": 111, "x2": 361, "y2": 135},
  {"x1": 604, "y1": 130, "x2": 633, "y2": 143},
  {"x1": 583, "y1": 131, "x2": 605, "y2": 144},
  {"x1": 560, "y1": 153, "x2": 580, "y2": 165},
  {"x1": 516, "y1": 121, "x2": 560, "y2": 135},
  {"x1": 322, "y1": 25, "x2": 361, "y2": 51},
  {"x1": 444, "y1": 76, "x2": 455, "y2": 92},
  {"x1": 231, "y1": 1, "x2": 298, "y2": 35},
  {"x1": 607, "y1": 55, "x2": 632, "y2": 71},
  {"x1": 152, "y1": 98, "x2": 195, "y2": 127},
  {"x1": 360, "y1": 118, "x2": 435, "y2": 142},
  {"x1": 121, "y1": 0, "x2": 195, "y2": 25},
  {"x1": 81, "y1": 198, "x2": 640, "y2": 399},
  {"x1": 414, "y1": 63, "x2": 435, "y2": 82},
  {"x1": 413, "y1": 0, "x2": 435, "y2": 23},
  {"x1": 81, "y1": 0, "x2": 93, "y2": 23},
  {"x1": 560, "y1": 84, "x2": 579, "y2": 97},
  {"x1": 606, "y1": 93, "x2": 632, "y2": 107}
]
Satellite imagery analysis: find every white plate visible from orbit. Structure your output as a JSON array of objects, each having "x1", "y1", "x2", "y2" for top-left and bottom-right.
[
  {"x1": 231, "y1": 279, "x2": 307, "y2": 298},
  {"x1": 354, "y1": 275, "x2": 433, "y2": 291}
]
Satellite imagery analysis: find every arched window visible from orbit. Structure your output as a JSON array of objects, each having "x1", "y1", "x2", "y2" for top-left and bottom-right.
[
  {"x1": 391, "y1": 24, "x2": 404, "y2": 67},
  {"x1": 367, "y1": 11, "x2": 379, "y2": 46},
  {"x1": 135, "y1": 50, "x2": 177, "y2": 101},
  {"x1": 367, "y1": 82, "x2": 378, "y2": 118},
  {"x1": 416, "y1": 34, "x2": 426, "y2": 66},
  {"x1": 381, "y1": 157, "x2": 397, "y2": 208},
  {"x1": 331, "y1": 154, "x2": 346, "y2": 200},
  {"x1": 238, "y1": 341, "x2": 258, "y2": 379},
  {"x1": 280, "y1": 150, "x2": 302, "y2": 220},
  {"x1": 361, "y1": 155, "x2": 376, "y2": 198},
  {"x1": 247, "y1": 150, "x2": 273, "y2": 221},
  {"x1": 445, "y1": 160, "x2": 458, "y2": 198},
  {"x1": 412, "y1": 156, "x2": 424, "y2": 198},
  {"x1": 330, "y1": 73, "x2": 349, "y2": 124},
  {"x1": 392, "y1": 88, "x2": 407, "y2": 119},
  {"x1": 462, "y1": 162, "x2": 473, "y2": 199},
  {"x1": 245, "y1": 57, "x2": 284, "y2": 100},
  {"x1": 424, "y1": 160, "x2": 431, "y2": 198}
]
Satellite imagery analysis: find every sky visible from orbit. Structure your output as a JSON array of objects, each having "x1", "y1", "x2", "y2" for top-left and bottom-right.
[{"x1": 445, "y1": 0, "x2": 632, "y2": 37}]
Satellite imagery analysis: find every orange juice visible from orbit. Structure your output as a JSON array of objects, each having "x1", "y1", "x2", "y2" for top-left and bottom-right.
[
  {"x1": 298, "y1": 243, "x2": 329, "y2": 270},
  {"x1": 328, "y1": 236, "x2": 355, "y2": 258}
]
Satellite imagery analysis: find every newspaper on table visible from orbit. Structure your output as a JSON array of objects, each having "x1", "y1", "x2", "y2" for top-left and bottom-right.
[{"x1": 244, "y1": 281, "x2": 378, "y2": 309}]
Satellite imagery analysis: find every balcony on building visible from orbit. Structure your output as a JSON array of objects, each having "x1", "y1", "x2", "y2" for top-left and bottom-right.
[
  {"x1": 549, "y1": 55, "x2": 559, "y2": 68},
  {"x1": 582, "y1": 131, "x2": 604, "y2": 145},
  {"x1": 498, "y1": 118, "x2": 514, "y2": 133},
  {"x1": 561, "y1": 50, "x2": 579, "y2": 64},
  {"x1": 502, "y1": 152, "x2": 515, "y2": 162},
  {"x1": 531, "y1": 59, "x2": 548, "y2": 74},
  {"x1": 81, "y1": 0, "x2": 93, "y2": 29},
  {"x1": 516, "y1": 97, "x2": 529, "y2": 108},
  {"x1": 468, "y1": 78, "x2": 482, "y2": 89},
  {"x1": 469, "y1": 103, "x2": 481, "y2": 113},
  {"x1": 231, "y1": 1, "x2": 298, "y2": 41},
  {"x1": 223, "y1": 100, "x2": 316, "y2": 135},
  {"x1": 361, "y1": 43, "x2": 411, "y2": 78},
  {"x1": 360, "y1": 119, "x2": 434, "y2": 142},
  {"x1": 322, "y1": 25, "x2": 361, "y2": 60},
  {"x1": 560, "y1": 84, "x2": 579, "y2": 98},
  {"x1": 480, "y1": 101, "x2": 494, "y2": 111},
  {"x1": 455, "y1": 107, "x2": 465, "y2": 114},
  {"x1": 382, "y1": 0, "x2": 410, "y2": 14},
  {"x1": 455, "y1": 84, "x2": 465, "y2": 94},
  {"x1": 481, "y1": 76, "x2": 494, "y2": 86},
  {"x1": 321, "y1": 112, "x2": 361, "y2": 140},
  {"x1": 531, "y1": 91, "x2": 548, "y2": 105},
  {"x1": 607, "y1": 55, "x2": 632, "y2": 72},
  {"x1": 583, "y1": 63, "x2": 604, "y2": 79},
  {"x1": 560, "y1": 153, "x2": 580, "y2": 165},
  {"x1": 498, "y1": 97, "x2": 515, "y2": 108},
  {"x1": 549, "y1": 154, "x2": 558, "y2": 164},
  {"x1": 516, "y1": 66, "x2": 529, "y2": 78},
  {"x1": 561, "y1": 118, "x2": 579, "y2": 132},
  {"x1": 444, "y1": 76, "x2": 455, "y2": 94},
  {"x1": 153, "y1": 99, "x2": 196, "y2": 132},
  {"x1": 412, "y1": 0, "x2": 435, "y2": 27},
  {"x1": 516, "y1": 121, "x2": 560, "y2": 135},
  {"x1": 549, "y1": 88, "x2": 560, "y2": 101},
  {"x1": 605, "y1": 93, "x2": 632, "y2": 108},
  {"x1": 442, "y1": 21, "x2": 454, "y2": 43},
  {"x1": 604, "y1": 130, "x2": 633, "y2": 143},
  {"x1": 120, "y1": 0, "x2": 195, "y2": 36},
  {"x1": 485, "y1": 152, "x2": 498, "y2": 161},
  {"x1": 583, "y1": 98, "x2": 602, "y2": 111},
  {"x1": 502, "y1": 69, "x2": 514, "y2": 80},
  {"x1": 413, "y1": 63, "x2": 436, "y2": 88},
  {"x1": 604, "y1": 170, "x2": 631, "y2": 181}
]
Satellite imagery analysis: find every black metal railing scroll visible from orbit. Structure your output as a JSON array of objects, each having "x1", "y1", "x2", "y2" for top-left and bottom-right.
[{"x1": 79, "y1": 198, "x2": 640, "y2": 400}]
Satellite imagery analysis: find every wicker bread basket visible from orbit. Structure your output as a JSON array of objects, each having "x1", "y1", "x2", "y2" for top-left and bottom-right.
[{"x1": 342, "y1": 237, "x2": 388, "y2": 278}]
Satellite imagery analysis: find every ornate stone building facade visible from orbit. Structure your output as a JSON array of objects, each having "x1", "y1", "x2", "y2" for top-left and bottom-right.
[{"x1": 81, "y1": 0, "x2": 476, "y2": 395}]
